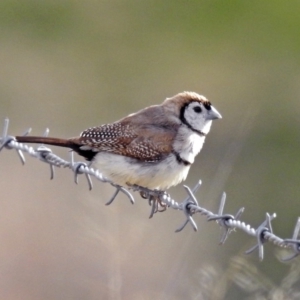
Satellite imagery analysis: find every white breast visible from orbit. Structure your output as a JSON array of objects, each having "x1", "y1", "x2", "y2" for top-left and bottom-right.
[{"x1": 172, "y1": 127, "x2": 205, "y2": 164}]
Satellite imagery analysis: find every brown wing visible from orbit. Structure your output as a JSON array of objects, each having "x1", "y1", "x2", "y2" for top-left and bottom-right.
[{"x1": 72, "y1": 122, "x2": 176, "y2": 162}]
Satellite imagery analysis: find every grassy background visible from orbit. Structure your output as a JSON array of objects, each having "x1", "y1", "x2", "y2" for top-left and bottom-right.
[{"x1": 1, "y1": 1, "x2": 300, "y2": 299}]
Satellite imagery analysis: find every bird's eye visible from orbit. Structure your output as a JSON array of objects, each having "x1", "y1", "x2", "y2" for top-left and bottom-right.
[{"x1": 193, "y1": 106, "x2": 202, "y2": 113}]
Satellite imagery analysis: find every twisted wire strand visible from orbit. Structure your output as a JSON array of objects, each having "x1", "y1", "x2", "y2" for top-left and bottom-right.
[{"x1": 1, "y1": 118, "x2": 300, "y2": 261}]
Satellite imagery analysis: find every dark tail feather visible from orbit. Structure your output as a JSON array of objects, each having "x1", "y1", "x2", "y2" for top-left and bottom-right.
[
  {"x1": 15, "y1": 136, "x2": 76, "y2": 149},
  {"x1": 15, "y1": 136, "x2": 96, "y2": 161}
]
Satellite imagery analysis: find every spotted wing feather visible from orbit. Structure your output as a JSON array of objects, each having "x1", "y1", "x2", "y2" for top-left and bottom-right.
[{"x1": 72, "y1": 122, "x2": 175, "y2": 162}]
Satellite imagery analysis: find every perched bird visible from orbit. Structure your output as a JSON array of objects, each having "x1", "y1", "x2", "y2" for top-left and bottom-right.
[{"x1": 15, "y1": 92, "x2": 221, "y2": 190}]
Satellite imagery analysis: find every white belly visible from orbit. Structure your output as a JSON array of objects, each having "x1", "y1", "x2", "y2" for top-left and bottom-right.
[
  {"x1": 92, "y1": 152, "x2": 190, "y2": 190},
  {"x1": 92, "y1": 129, "x2": 206, "y2": 190}
]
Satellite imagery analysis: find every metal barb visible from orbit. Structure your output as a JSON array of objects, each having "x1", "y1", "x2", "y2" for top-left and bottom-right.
[
  {"x1": 175, "y1": 219, "x2": 189, "y2": 233},
  {"x1": 2, "y1": 118, "x2": 9, "y2": 139},
  {"x1": 21, "y1": 127, "x2": 32, "y2": 136},
  {"x1": 0, "y1": 136, "x2": 26, "y2": 166},
  {"x1": 72, "y1": 162, "x2": 87, "y2": 184},
  {"x1": 235, "y1": 207, "x2": 245, "y2": 220},
  {"x1": 106, "y1": 188, "x2": 121, "y2": 205},
  {"x1": 0, "y1": 120, "x2": 25, "y2": 163},
  {"x1": 175, "y1": 201, "x2": 198, "y2": 232},
  {"x1": 218, "y1": 192, "x2": 226, "y2": 215},
  {"x1": 0, "y1": 118, "x2": 9, "y2": 151},
  {"x1": 208, "y1": 216, "x2": 231, "y2": 244},
  {"x1": 43, "y1": 128, "x2": 49, "y2": 137},
  {"x1": 110, "y1": 184, "x2": 134, "y2": 204},
  {"x1": 245, "y1": 213, "x2": 276, "y2": 261},
  {"x1": 70, "y1": 151, "x2": 75, "y2": 165},
  {"x1": 0, "y1": 136, "x2": 15, "y2": 152},
  {"x1": 85, "y1": 173, "x2": 93, "y2": 190},
  {"x1": 208, "y1": 213, "x2": 235, "y2": 245},
  {"x1": 181, "y1": 181, "x2": 202, "y2": 204},
  {"x1": 0, "y1": 120, "x2": 26, "y2": 163},
  {"x1": 292, "y1": 217, "x2": 300, "y2": 240},
  {"x1": 281, "y1": 218, "x2": 300, "y2": 261},
  {"x1": 183, "y1": 185, "x2": 199, "y2": 207},
  {"x1": 69, "y1": 152, "x2": 93, "y2": 189},
  {"x1": 119, "y1": 186, "x2": 134, "y2": 204},
  {"x1": 207, "y1": 193, "x2": 244, "y2": 245},
  {"x1": 49, "y1": 164, "x2": 55, "y2": 180},
  {"x1": 281, "y1": 239, "x2": 300, "y2": 261},
  {"x1": 193, "y1": 180, "x2": 202, "y2": 193},
  {"x1": 187, "y1": 213, "x2": 198, "y2": 231},
  {"x1": 36, "y1": 146, "x2": 56, "y2": 178},
  {"x1": 175, "y1": 185, "x2": 200, "y2": 232},
  {"x1": 16, "y1": 149, "x2": 26, "y2": 165}
]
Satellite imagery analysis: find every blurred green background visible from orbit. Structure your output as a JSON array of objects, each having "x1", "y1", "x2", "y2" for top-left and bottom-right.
[{"x1": 1, "y1": 1, "x2": 300, "y2": 299}]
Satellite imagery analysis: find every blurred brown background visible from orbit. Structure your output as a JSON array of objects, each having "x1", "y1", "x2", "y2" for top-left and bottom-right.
[{"x1": 1, "y1": 1, "x2": 300, "y2": 299}]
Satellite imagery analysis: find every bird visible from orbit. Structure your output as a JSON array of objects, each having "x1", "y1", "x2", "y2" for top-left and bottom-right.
[{"x1": 15, "y1": 91, "x2": 221, "y2": 191}]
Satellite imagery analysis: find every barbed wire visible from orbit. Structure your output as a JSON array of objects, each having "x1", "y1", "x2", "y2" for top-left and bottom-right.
[{"x1": 1, "y1": 118, "x2": 300, "y2": 262}]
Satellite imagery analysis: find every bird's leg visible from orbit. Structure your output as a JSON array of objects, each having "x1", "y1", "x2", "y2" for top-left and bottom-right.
[
  {"x1": 127, "y1": 183, "x2": 169, "y2": 213},
  {"x1": 148, "y1": 194, "x2": 168, "y2": 213},
  {"x1": 157, "y1": 200, "x2": 168, "y2": 212}
]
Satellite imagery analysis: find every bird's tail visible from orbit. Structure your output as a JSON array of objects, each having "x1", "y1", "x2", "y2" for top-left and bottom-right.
[
  {"x1": 15, "y1": 136, "x2": 96, "y2": 161},
  {"x1": 15, "y1": 136, "x2": 79, "y2": 150}
]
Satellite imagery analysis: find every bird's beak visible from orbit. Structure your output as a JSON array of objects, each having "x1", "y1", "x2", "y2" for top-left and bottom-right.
[{"x1": 207, "y1": 106, "x2": 222, "y2": 120}]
